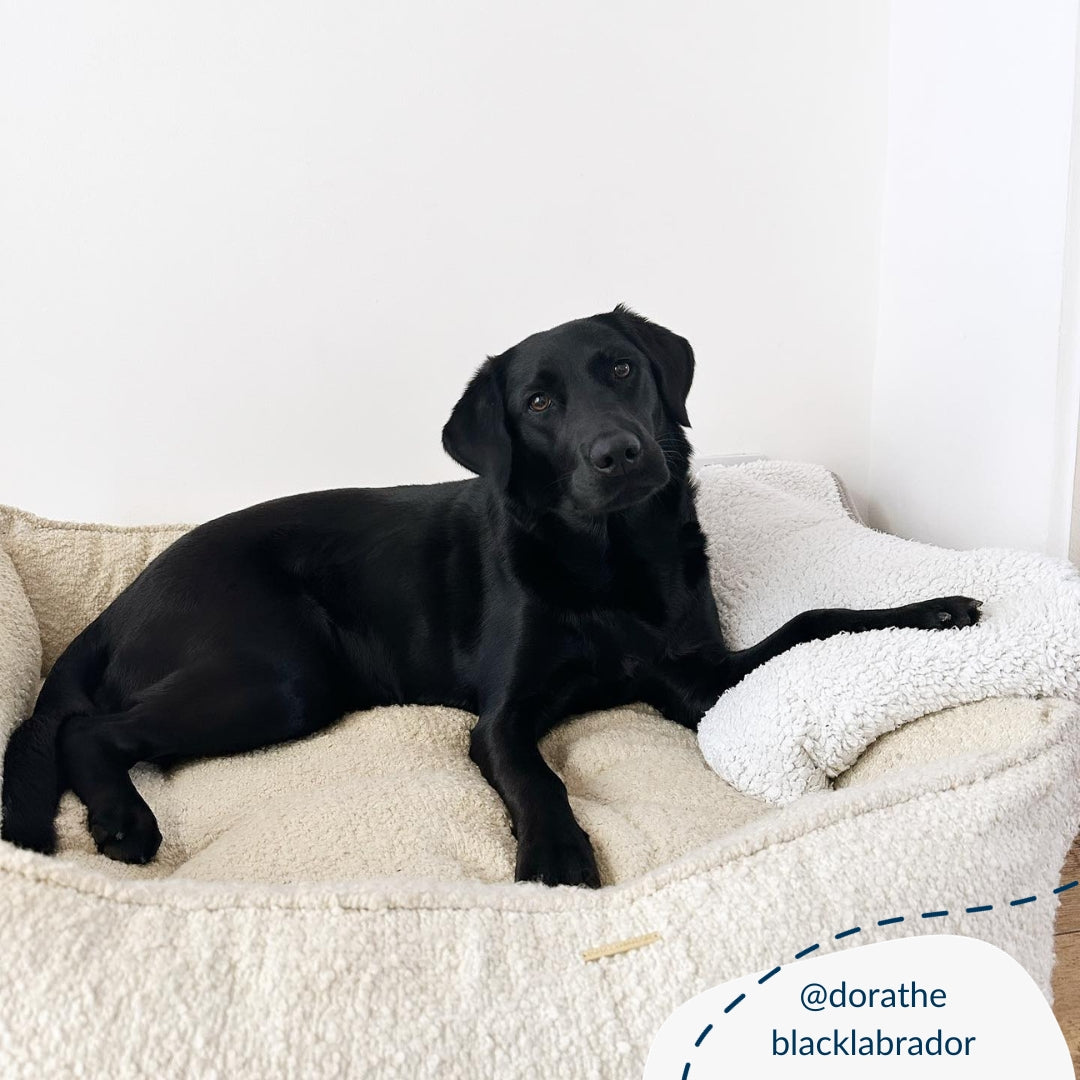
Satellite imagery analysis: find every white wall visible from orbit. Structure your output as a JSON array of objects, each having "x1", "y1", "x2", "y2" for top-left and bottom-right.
[
  {"x1": 0, "y1": 1, "x2": 889, "y2": 523},
  {"x1": 868, "y1": 0, "x2": 1080, "y2": 556}
]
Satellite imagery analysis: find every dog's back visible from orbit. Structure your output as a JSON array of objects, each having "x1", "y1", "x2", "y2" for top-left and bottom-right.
[{"x1": 1, "y1": 479, "x2": 492, "y2": 857}]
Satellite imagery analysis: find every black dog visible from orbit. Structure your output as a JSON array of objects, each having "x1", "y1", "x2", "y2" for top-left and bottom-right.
[{"x1": 1, "y1": 307, "x2": 981, "y2": 886}]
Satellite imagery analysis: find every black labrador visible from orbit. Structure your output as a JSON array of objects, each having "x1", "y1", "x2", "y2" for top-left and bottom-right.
[{"x1": 1, "y1": 306, "x2": 981, "y2": 886}]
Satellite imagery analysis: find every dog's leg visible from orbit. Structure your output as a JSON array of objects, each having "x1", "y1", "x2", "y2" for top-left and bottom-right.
[
  {"x1": 645, "y1": 597, "x2": 982, "y2": 731},
  {"x1": 60, "y1": 664, "x2": 338, "y2": 864},
  {"x1": 726, "y1": 595, "x2": 982, "y2": 685},
  {"x1": 640, "y1": 651, "x2": 733, "y2": 730},
  {"x1": 60, "y1": 711, "x2": 164, "y2": 863},
  {"x1": 469, "y1": 709, "x2": 600, "y2": 888}
]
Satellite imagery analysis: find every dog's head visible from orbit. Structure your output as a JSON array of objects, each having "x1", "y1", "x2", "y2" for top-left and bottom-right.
[{"x1": 443, "y1": 305, "x2": 694, "y2": 515}]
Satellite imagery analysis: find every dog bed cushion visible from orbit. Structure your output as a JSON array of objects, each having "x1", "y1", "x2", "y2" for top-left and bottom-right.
[
  {"x1": 1, "y1": 493, "x2": 1079, "y2": 1079},
  {"x1": 696, "y1": 461, "x2": 1080, "y2": 803}
]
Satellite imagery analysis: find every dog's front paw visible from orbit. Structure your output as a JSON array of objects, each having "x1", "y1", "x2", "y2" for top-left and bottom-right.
[
  {"x1": 904, "y1": 595, "x2": 983, "y2": 630},
  {"x1": 515, "y1": 823, "x2": 601, "y2": 888}
]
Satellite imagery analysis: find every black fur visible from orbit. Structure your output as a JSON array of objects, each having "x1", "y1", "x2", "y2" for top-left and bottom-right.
[{"x1": 1, "y1": 307, "x2": 982, "y2": 885}]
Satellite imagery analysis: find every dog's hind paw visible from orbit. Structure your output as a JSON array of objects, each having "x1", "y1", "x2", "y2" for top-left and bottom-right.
[
  {"x1": 0, "y1": 809, "x2": 57, "y2": 855},
  {"x1": 88, "y1": 798, "x2": 162, "y2": 865}
]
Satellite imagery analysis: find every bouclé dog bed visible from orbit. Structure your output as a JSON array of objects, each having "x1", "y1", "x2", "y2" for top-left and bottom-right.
[{"x1": 0, "y1": 483, "x2": 1078, "y2": 1079}]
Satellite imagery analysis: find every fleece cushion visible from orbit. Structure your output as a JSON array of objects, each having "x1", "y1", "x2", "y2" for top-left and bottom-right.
[
  {"x1": 1, "y1": 492, "x2": 1079, "y2": 1079},
  {"x1": 696, "y1": 461, "x2": 1080, "y2": 803},
  {"x1": 49, "y1": 704, "x2": 765, "y2": 886}
]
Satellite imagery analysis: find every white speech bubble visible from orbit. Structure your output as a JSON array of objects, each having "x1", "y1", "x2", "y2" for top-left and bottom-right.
[{"x1": 644, "y1": 935, "x2": 1071, "y2": 1078}]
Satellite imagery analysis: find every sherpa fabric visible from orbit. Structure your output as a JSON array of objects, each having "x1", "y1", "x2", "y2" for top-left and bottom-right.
[
  {"x1": 695, "y1": 461, "x2": 1080, "y2": 804},
  {"x1": 1, "y1": 498, "x2": 1079, "y2": 1078}
]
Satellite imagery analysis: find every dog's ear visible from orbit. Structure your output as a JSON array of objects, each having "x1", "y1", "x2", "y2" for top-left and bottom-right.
[
  {"x1": 442, "y1": 358, "x2": 512, "y2": 487},
  {"x1": 608, "y1": 303, "x2": 694, "y2": 427}
]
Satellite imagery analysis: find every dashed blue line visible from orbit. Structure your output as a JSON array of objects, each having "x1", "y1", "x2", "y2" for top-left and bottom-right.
[{"x1": 678, "y1": 881, "x2": 1071, "y2": 1078}]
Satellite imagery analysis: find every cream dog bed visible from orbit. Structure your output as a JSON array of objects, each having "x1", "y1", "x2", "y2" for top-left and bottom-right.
[{"x1": 1, "y1": 494, "x2": 1079, "y2": 1079}]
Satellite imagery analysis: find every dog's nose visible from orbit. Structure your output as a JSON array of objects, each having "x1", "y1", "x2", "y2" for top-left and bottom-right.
[{"x1": 589, "y1": 432, "x2": 642, "y2": 474}]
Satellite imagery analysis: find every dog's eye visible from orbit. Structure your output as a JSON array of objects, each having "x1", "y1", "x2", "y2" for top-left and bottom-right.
[
  {"x1": 528, "y1": 392, "x2": 552, "y2": 413},
  {"x1": 613, "y1": 361, "x2": 631, "y2": 379}
]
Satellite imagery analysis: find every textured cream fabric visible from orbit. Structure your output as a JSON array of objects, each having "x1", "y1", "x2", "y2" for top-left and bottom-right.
[
  {"x1": 1, "y1": 699, "x2": 1077, "y2": 1080},
  {"x1": 0, "y1": 546, "x2": 40, "y2": 747},
  {"x1": 0, "y1": 504, "x2": 185, "y2": 674},
  {"x1": 696, "y1": 461, "x2": 1080, "y2": 802},
  {"x1": 1, "y1": 502, "x2": 1079, "y2": 1079},
  {"x1": 49, "y1": 705, "x2": 765, "y2": 885}
]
